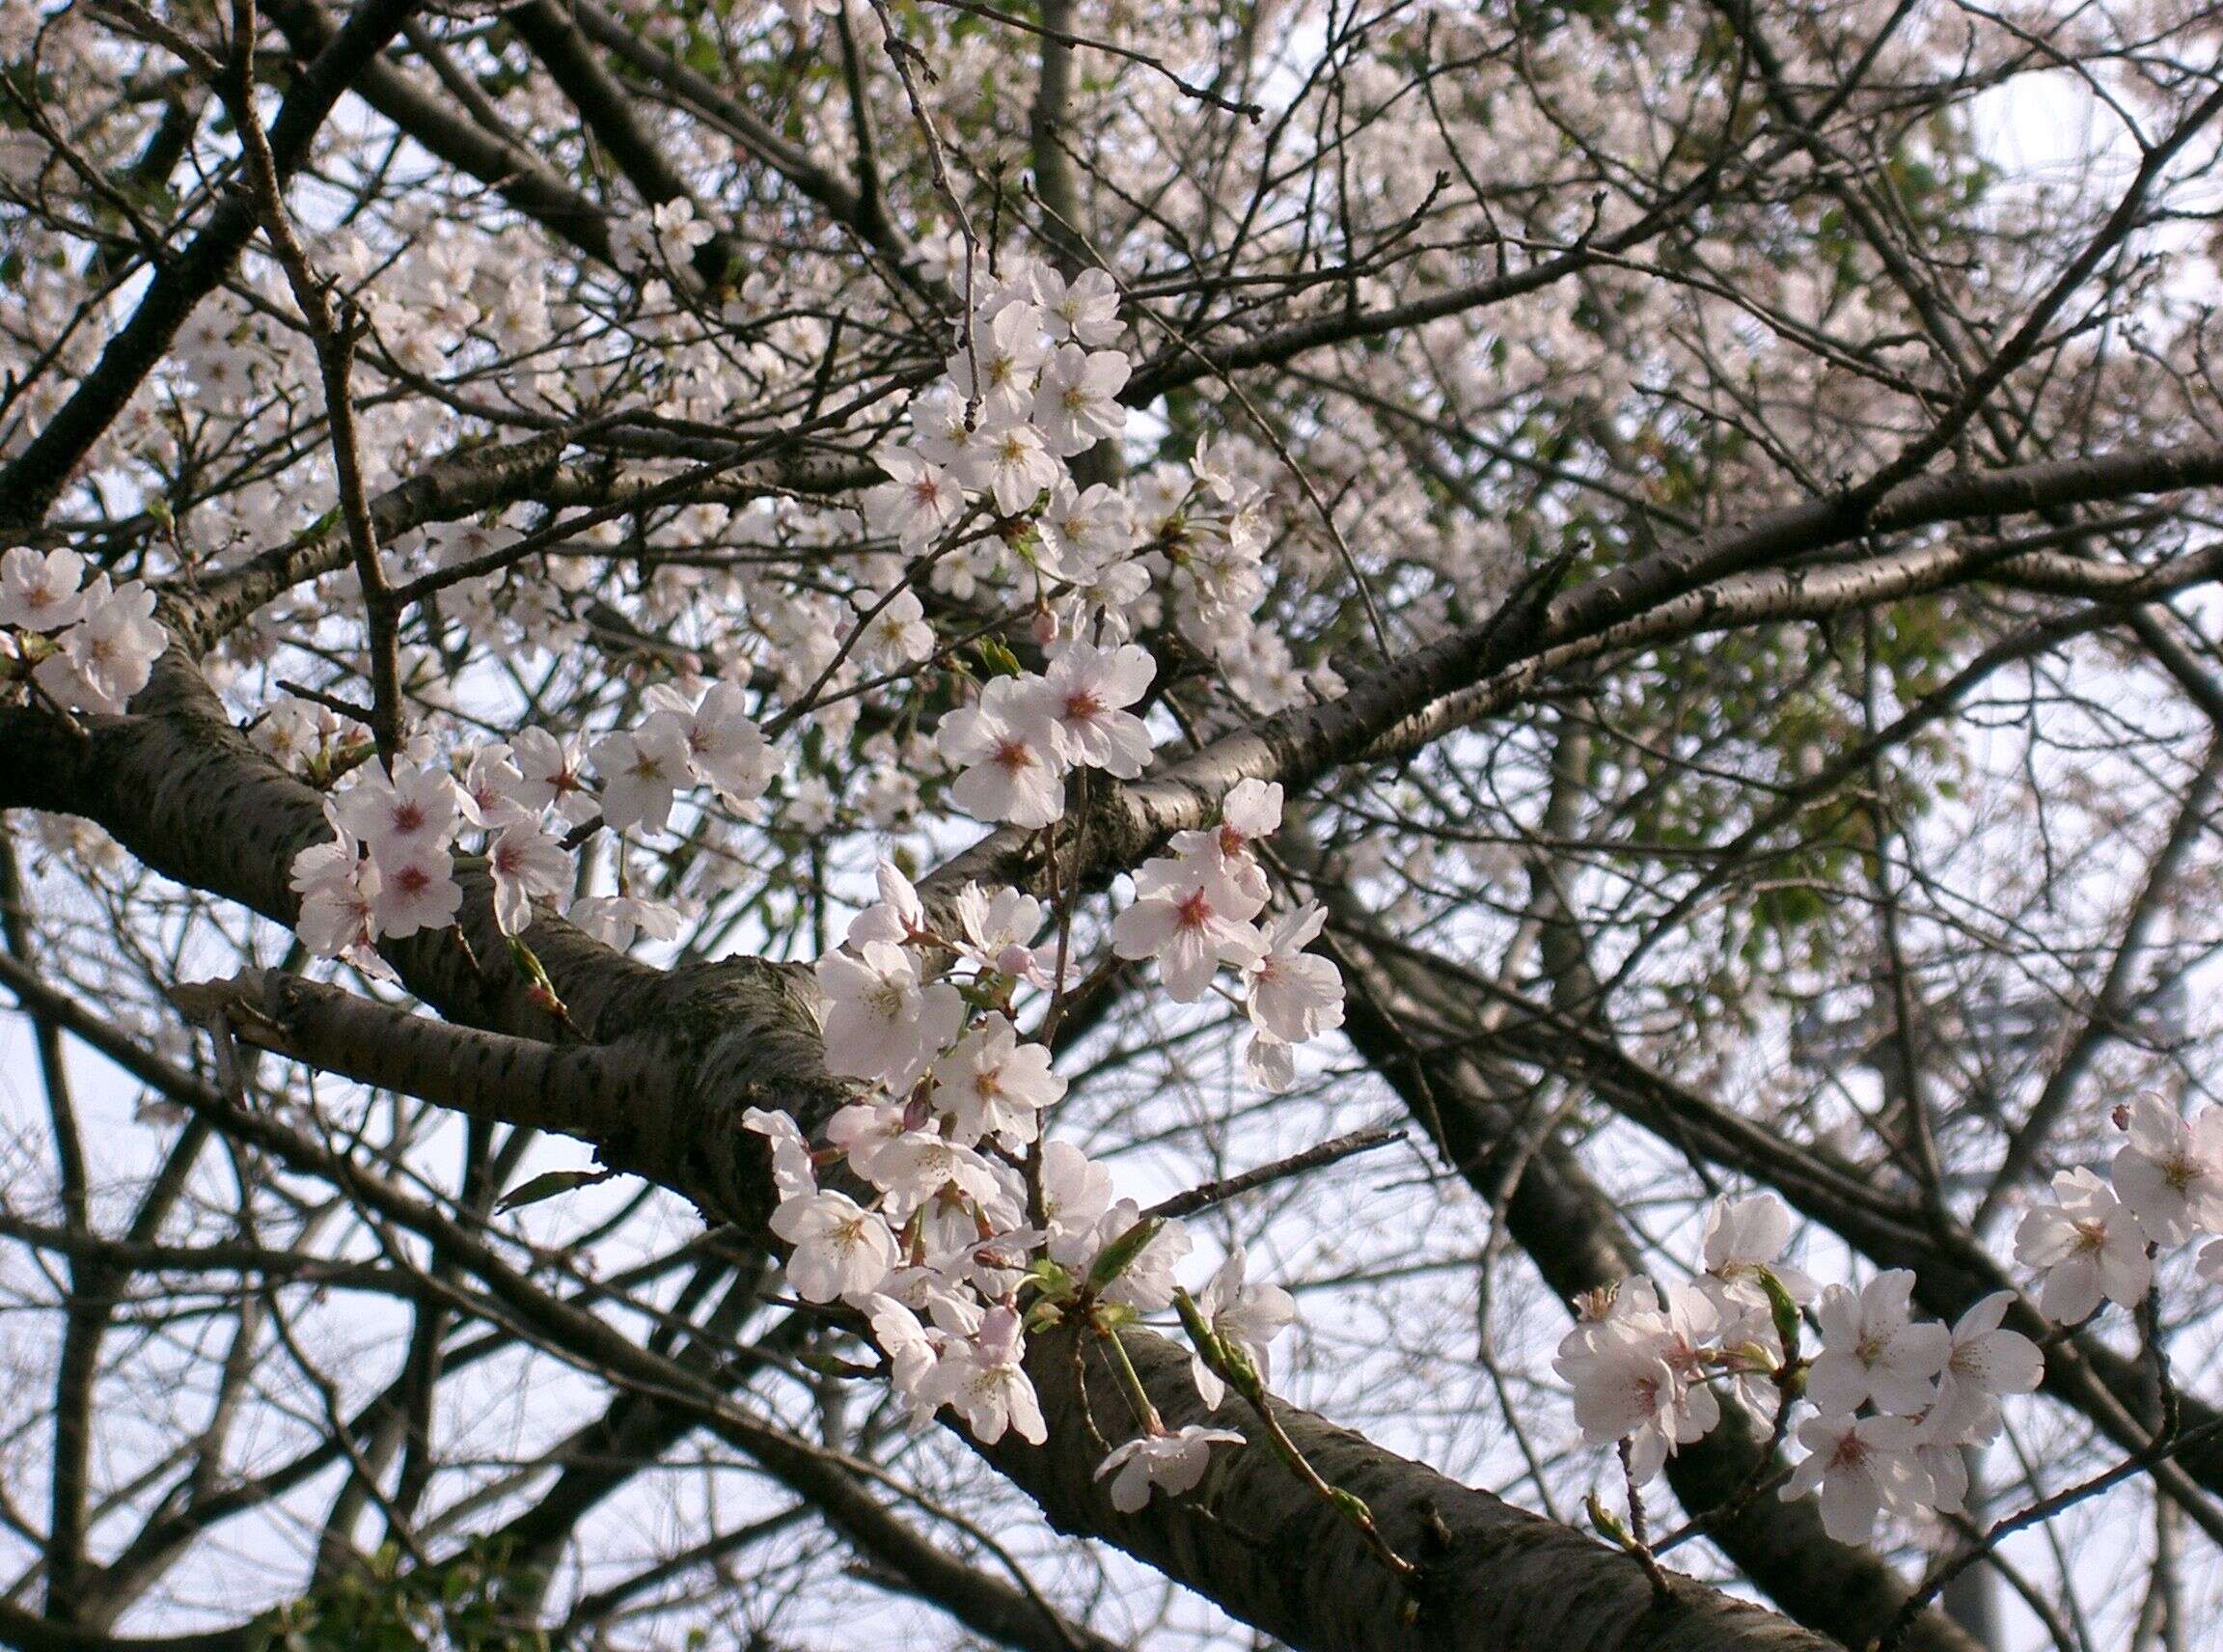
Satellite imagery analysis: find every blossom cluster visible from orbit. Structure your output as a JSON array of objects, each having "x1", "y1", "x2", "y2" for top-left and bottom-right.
[
  {"x1": 2014, "y1": 1095, "x2": 2223, "y2": 1319},
  {"x1": 0, "y1": 546, "x2": 167, "y2": 716},
  {"x1": 854, "y1": 257, "x2": 1299, "y2": 704},
  {"x1": 284, "y1": 679, "x2": 780, "y2": 973},
  {"x1": 1109, "y1": 779, "x2": 1345, "y2": 1090},
  {"x1": 1555, "y1": 1194, "x2": 2044, "y2": 1544},
  {"x1": 751, "y1": 855, "x2": 1302, "y2": 1506}
]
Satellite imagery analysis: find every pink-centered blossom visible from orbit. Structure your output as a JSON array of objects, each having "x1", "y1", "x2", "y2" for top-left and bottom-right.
[
  {"x1": 937, "y1": 675, "x2": 1068, "y2": 829},
  {"x1": 2015, "y1": 1167, "x2": 2152, "y2": 1324},
  {"x1": 1807, "y1": 1270, "x2": 1950, "y2": 1418},
  {"x1": 487, "y1": 818, "x2": 570, "y2": 935},
  {"x1": 1111, "y1": 853, "x2": 1266, "y2": 1001},
  {"x1": 1031, "y1": 640, "x2": 1155, "y2": 778},
  {"x1": 1781, "y1": 1413, "x2": 1934, "y2": 1544},
  {"x1": 930, "y1": 1012, "x2": 1065, "y2": 1149},
  {"x1": 2110, "y1": 1095, "x2": 2223, "y2": 1245}
]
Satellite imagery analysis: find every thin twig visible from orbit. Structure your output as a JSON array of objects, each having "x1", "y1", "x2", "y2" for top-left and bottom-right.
[{"x1": 1143, "y1": 1124, "x2": 1407, "y2": 1221}]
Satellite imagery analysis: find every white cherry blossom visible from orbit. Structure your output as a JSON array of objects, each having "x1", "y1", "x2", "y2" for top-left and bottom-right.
[
  {"x1": 1042, "y1": 1141, "x2": 1114, "y2": 1263},
  {"x1": 0, "y1": 545, "x2": 85, "y2": 630},
  {"x1": 859, "y1": 587, "x2": 936, "y2": 668},
  {"x1": 1087, "y1": 1200, "x2": 1193, "y2": 1310},
  {"x1": 937, "y1": 675, "x2": 1068, "y2": 829},
  {"x1": 769, "y1": 1190, "x2": 896, "y2": 1303},
  {"x1": 487, "y1": 819, "x2": 571, "y2": 935},
  {"x1": 34, "y1": 575, "x2": 165, "y2": 714},
  {"x1": 974, "y1": 421, "x2": 1061, "y2": 515},
  {"x1": 1700, "y1": 1193, "x2": 1817, "y2": 1308},
  {"x1": 2015, "y1": 1167, "x2": 2152, "y2": 1323},
  {"x1": 945, "y1": 302, "x2": 1047, "y2": 422},
  {"x1": 1807, "y1": 1271, "x2": 1950, "y2": 1418},
  {"x1": 814, "y1": 940, "x2": 965, "y2": 1092},
  {"x1": 930, "y1": 1013, "x2": 1065, "y2": 1148},
  {"x1": 2110, "y1": 1095, "x2": 2223, "y2": 1245},
  {"x1": 1096, "y1": 1425, "x2": 1247, "y2": 1512},
  {"x1": 1929, "y1": 1291, "x2": 2044, "y2": 1438},
  {"x1": 1033, "y1": 344, "x2": 1129, "y2": 456},
  {"x1": 590, "y1": 714, "x2": 693, "y2": 834},
  {"x1": 1033, "y1": 265, "x2": 1121, "y2": 345},
  {"x1": 925, "y1": 1305, "x2": 1045, "y2": 1445},
  {"x1": 864, "y1": 449, "x2": 962, "y2": 550},
  {"x1": 1188, "y1": 1244, "x2": 1297, "y2": 1407},
  {"x1": 566, "y1": 894, "x2": 683, "y2": 950},
  {"x1": 742, "y1": 1108, "x2": 817, "y2": 1198},
  {"x1": 1782, "y1": 1413, "x2": 1934, "y2": 1544},
  {"x1": 511, "y1": 727, "x2": 596, "y2": 824},
  {"x1": 1242, "y1": 901, "x2": 1345, "y2": 1044},
  {"x1": 666, "y1": 681, "x2": 778, "y2": 808}
]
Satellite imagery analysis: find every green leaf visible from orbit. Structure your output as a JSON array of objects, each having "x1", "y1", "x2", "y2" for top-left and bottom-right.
[{"x1": 497, "y1": 1168, "x2": 612, "y2": 1213}]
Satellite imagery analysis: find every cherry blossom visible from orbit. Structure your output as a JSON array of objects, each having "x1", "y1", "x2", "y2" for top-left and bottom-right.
[
  {"x1": 814, "y1": 940, "x2": 965, "y2": 1092},
  {"x1": 455, "y1": 744, "x2": 533, "y2": 831},
  {"x1": 370, "y1": 843, "x2": 463, "y2": 940},
  {"x1": 1781, "y1": 1414, "x2": 1934, "y2": 1544},
  {"x1": 1928, "y1": 1291, "x2": 2045, "y2": 1437},
  {"x1": 1806, "y1": 1271, "x2": 1950, "y2": 1418},
  {"x1": 2014, "y1": 1167, "x2": 2152, "y2": 1323},
  {"x1": 487, "y1": 819, "x2": 571, "y2": 935},
  {"x1": 1168, "y1": 778, "x2": 1280, "y2": 906},
  {"x1": 930, "y1": 1013, "x2": 1065, "y2": 1148},
  {"x1": 2109, "y1": 1095, "x2": 2223, "y2": 1245},
  {"x1": 290, "y1": 832, "x2": 384, "y2": 971},
  {"x1": 1096, "y1": 1425, "x2": 1248, "y2": 1512},
  {"x1": 1699, "y1": 1193, "x2": 1817, "y2": 1308},
  {"x1": 0, "y1": 545, "x2": 85, "y2": 630},
  {"x1": 648, "y1": 197, "x2": 713, "y2": 268},
  {"x1": 859, "y1": 587, "x2": 937, "y2": 668},
  {"x1": 511, "y1": 727, "x2": 596, "y2": 825},
  {"x1": 1554, "y1": 1318, "x2": 1684, "y2": 1482},
  {"x1": 742, "y1": 1107, "x2": 817, "y2": 1199},
  {"x1": 937, "y1": 675, "x2": 1068, "y2": 828},
  {"x1": 923, "y1": 1305, "x2": 1046, "y2": 1445},
  {"x1": 1187, "y1": 1245, "x2": 1297, "y2": 1407},
  {"x1": 864, "y1": 450, "x2": 963, "y2": 551},
  {"x1": 848, "y1": 860, "x2": 933, "y2": 949},
  {"x1": 945, "y1": 302, "x2": 1047, "y2": 422},
  {"x1": 1087, "y1": 1201, "x2": 1194, "y2": 1310},
  {"x1": 1112, "y1": 852, "x2": 1267, "y2": 1001},
  {"x1": 1554, "y1": 1280, "x2": 1723, "y2": 1484},
  {"x1": 1033, "y1": 265, "x2": 1121, "y2": 346},
  {"x1": 1041, "y1": 1141, "x2": 1115, "y2": 1263},
  {"x1": 949, "y1": 882, "x2": 1054, "y2": 983},
  {"x1": 565, "y1": 894, "x2": 683, "y2": 950},
  {"x1": 332, "y1": 761, "x2": 461, "y2": 860},
  {"x1": 769, "y1": 1190, "x2": 896, "y2": 1304},
  {"x1": 1242, "y1": 901, "x2": 1345, "y2": 1044},
  {"x1": 590, "y1": 714, "x2": 694, "y2": 834},
  {"x1": 975, "y1": 421, "x2": 1061, "y2": 516},
  {"x1": 1032, "y1": 345, "x2": 1130, "y2": 456},
  {"x1": 662, "y1": 681, "x2": 778, "y2": 809},
  {"x1": 32, "y1": 575, "x2": 165, "y2": 715},
  {"x1": 1032, "y1": 640, "x2": 1155, "y2": 778}
]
